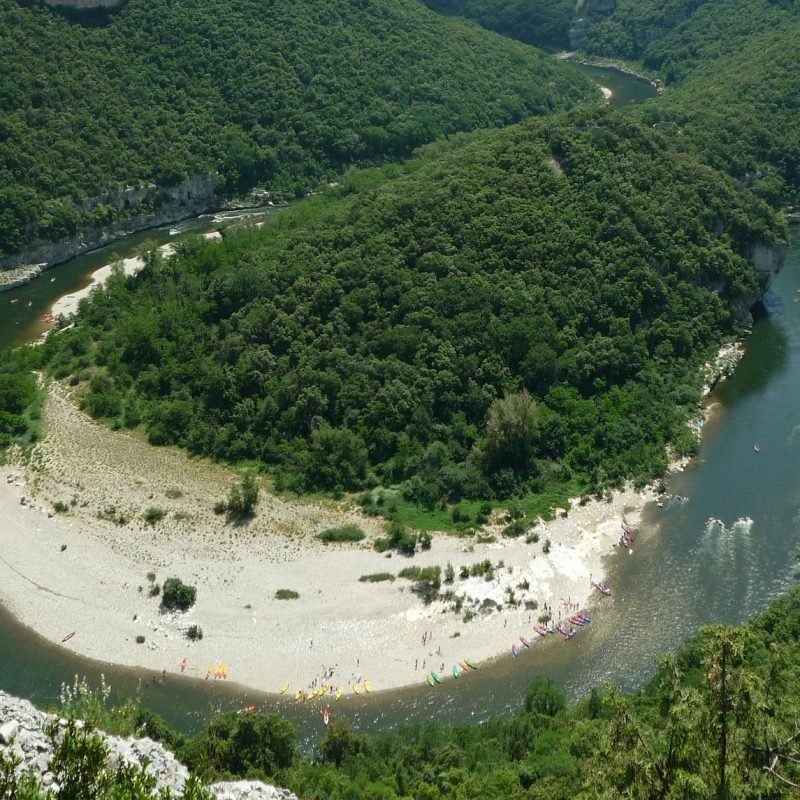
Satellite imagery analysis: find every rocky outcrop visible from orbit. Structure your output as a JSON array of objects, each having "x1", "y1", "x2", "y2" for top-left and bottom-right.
[
  {"x1": 0, "y1": 690, "x2": 298, "y2": 800},
  {"x1": 728, "y1": 238, "x2": 789, "y2": 325},
  {"x1": 0, "y1": 174, "x2": 219, "y2": 288}
]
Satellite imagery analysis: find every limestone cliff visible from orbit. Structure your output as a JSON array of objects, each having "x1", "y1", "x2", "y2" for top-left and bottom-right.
[
  {"x1": 0, "y1": 690, "x2": 298, "y2": 800},
  {"x1": 0, "y1": 174, "x2": 218, "y2": 286}
]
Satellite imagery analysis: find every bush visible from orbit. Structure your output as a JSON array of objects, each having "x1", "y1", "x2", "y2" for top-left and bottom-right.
[
  {"x1": 144, "y1": 506, "x2": 166, "y2": 525},
  {"x1": 225, "y1": 475, "x2": 260, "y2": 518},
  {"x1": 187, "y1": 625, "x2": 203, "y2": 641},
  {"x1": 275, "y1": 588, "x2": 300, "y2": 600},
  {"x1": 53, "y1": 500, "x2": 69, "y2": 514},
  {"x1": 161, "y1": 577, "x2": 196, "y2": 611},
  {"x1": 317, "y1": 524, "x2": 365, "y2": 543},
  {"x1": 135, "y1": 635, "x2": 145, "y2": 644},
  {"x1": 359, "y1": 572, "x2": 395, "y2": 582},
  {"x1": 148, "y1": 583, "x2": 161, "y2": 597}
]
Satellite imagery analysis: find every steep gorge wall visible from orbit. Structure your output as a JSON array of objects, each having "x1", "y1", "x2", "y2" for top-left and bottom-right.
[{"x1": 0, "y1": 174, "x2": 218, "y2": 285}]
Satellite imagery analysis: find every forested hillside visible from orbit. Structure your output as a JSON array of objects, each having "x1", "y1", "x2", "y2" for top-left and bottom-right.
[
  {"x1": 420, "y1": 0, "x2": 576, "y2": 50},
  {"x1": 581, "y1": 0, "x2": 800, "y2": 203},
  {"x1": 0, "y1": 0, "x2": 596, "y2": 256},
  {"x1": 33, "y1": 110, "x2": 784, "y2": 504}
]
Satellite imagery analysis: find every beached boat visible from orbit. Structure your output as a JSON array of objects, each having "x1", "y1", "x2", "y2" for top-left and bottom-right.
[
  {"x1": 61, "y1": 631, "x2": 76, "y2": 643},
  {"x1": 452, "y1": 664, "x2": 461, "y2": 678},
  {"x1": 279, "y1": 683, "x2": 289, "y2": 695},
  {"x1": 592, "y1": 580, "x2": 612, "y2": 596},
  {"x1": 459, "y1": 660, "x2": 470, "y2": 671},
  {"x1": 335, "y1": 687, "x2": 343, "y2": 701},
  {"x1": 431, "y1": 671, "x2": 442, "y2": 684},
  {"x1": 294, "y1": 690, "x2": 303, "y2": 701},
  {"x1": 519, "y1": 635, "x2": 531, "y2": 648},
  {"x1": 364, "y1": 680, "x2": 371, "y2": 693},
  {"x1": 556, "y1": 623, "x2": 576, "y2": 640},
  {"x1": 534, "y1": 624, "x2": 549, "y2": 636},
  {"x1": 621, "y1": 521, "x2": 635, "y2": 536},
  {"x1": 465, "y1": 658, "x2": 478, "y2": 670},
  {"x1": 426, "y1": 674, "x2": 435, "y2": 687},
  {"x1": 352, "y1": 683, "x2": 360, "y2": 695},
  {"x1": 511, "y1": 643, "x2": 520, "y2": 657}
]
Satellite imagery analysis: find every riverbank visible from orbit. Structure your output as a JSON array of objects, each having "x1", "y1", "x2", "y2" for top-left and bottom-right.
[
  {"x1": 0, "y1": 380, "x2": 653, "y2": 699},
  {"x1": 559, "y1": 52, "x2": 664, "y2": 93}
]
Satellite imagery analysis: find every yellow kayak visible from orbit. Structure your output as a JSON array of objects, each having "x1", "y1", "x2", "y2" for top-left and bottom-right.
[
  {"x1": 335, "y1": 687, "x2": 344, "y2": 701},
  {"x1": 352, "y1": 683, "x2": 360, "y2": 695},
  {"x1": 279, "y1": 683, "x2": 289, "y2": 695},
  {"x1": 364, "y1": 680, "x2": 372, "y2": 693},
  {"x1": 294, "y1": 689, "x2": 303, "y2": 701}
]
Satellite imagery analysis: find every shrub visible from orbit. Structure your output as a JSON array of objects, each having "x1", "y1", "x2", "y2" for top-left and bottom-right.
[
  {"x1": 165, "y1": 487, "x2": 183, "y2": 499},
  {"x1": 543, "y1": 538, "x2": 551, "y2": 554},
  {"x1": 144, "y1": 507, "x2": 166, "y2": 525},
  {"x1": 135, "y1": 635, "x2": 145, "y2": 644},
  {"x1": 275, "y1": 589, "x2": 300, "y2": 600},
  {"x1": 187, "y1": 625, "x2": 203, "y2": 641},
  {"x1": 359, "y1": 573, "x2": 395, "y2": 583},
  {"x1": 503, "y1": 519, "x2": 527, "y2": 537},
  {"x1": 317, "y1": 524, "x2": 365, "y2": 543},
  {"x1": 444, "y1": 562, "x2": 455, "y2": 583},
  {"x1": 148, "y1": 583, "x2": 161, "y2": 597},
  {"x1": 161, "y1": 577, "x2": 196, "y2": 611},
  {"x1": 53, "y1": 500, "x2": 69, "y2": 514},
  {"x1": 225, "y1": 474, "x2": 260, "y2": 518},
  {"x1": 451, "y1": 505, "x2": 470, "y2": 523},
  {"x1": 213, "y1": 500, "x2": 227, "y2": 515}
]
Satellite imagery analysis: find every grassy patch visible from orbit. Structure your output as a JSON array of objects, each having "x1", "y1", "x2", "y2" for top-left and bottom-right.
[
  {"x1": 275, "y1": 589, "x2": 300, "y2": 600},
  {"x1": 359, "y1": 572, "x2": 395, "y2": 583},
  {"x1": 317, "y1": 524, "x2": 365, "y2": 543},
  {"x1": 143, "y1": 506, "x2": 166, "y2": 525}
]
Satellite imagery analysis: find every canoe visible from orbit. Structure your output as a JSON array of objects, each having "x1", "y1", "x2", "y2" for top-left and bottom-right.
[
  {"x1": 534, "y1": 625, "x2": 548, "y2": 636},
  {"x1": 61, "y1": 631, "x2": 76, "y2": 643},
  {"x1": 511, "y1": 644, "x2": 520, "y2": 657},
  {"x1": 426, "y1": 674, "x2": 435, "y2": 686},
  {"x1": 352, "y1": 683, "x2": 360, "y2": 695},
  {"x1": 364, "y1": 679, "x2": 372, "y2": 693},
  {"x1": 591, "y1": 580, "x2": 612, "y2": 596},
  {"x1": 294, "y1": 690, "x2": 303, "y2": 701},
  {"x1": 520, "y1": 636, "x2": 531, "y2": 648},
  {"x1": 452, "y1": 665, "x2": 461, "y2": 679},
  {"x1": 279, "y1": 683, "x2": 289, "y2": 695},
  {"x1": 323, "y1": 708, "x2": 330, "y2": 726},
  {"x1": 459, "y1": 660, "x2": 470, "y2": 672},
  {"x1": 335, "y1": 687, "x2": 344, "y2": 701},
  {"x1": 465, "y1": 658, "x2": 478, "y2": 670},
  {"x1": 431, "y1": 671, "x2": 442, "y2": 684}
]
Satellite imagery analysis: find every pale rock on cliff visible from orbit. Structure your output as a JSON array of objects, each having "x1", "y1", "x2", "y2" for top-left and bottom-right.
[
  {"x1": 0, "y1": 173, "x2": 218, "y2": 283},
  {"x1": 0, "y1": 690, "x2": 299, "y2": 800}
]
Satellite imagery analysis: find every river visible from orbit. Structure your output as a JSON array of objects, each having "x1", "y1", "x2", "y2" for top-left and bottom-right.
[{"x1": 2, "y1": 69, "x2": 797, "y2": 746}]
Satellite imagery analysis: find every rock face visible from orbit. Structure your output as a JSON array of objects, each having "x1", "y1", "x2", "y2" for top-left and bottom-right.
[
  {"x1": 0, "y1": 173, "x2": 218, "y2": 283},
  {"x1": 729, "y1": 238, "x2": 789, "y2": 325},
  {"x1": 0, "y1": 690, "x2": 299, "y2": 800}
]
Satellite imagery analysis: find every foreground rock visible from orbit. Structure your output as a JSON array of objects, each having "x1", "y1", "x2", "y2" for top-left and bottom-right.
[{"x1": 0, "y1": 690, "x2": 298, "y2": 799}]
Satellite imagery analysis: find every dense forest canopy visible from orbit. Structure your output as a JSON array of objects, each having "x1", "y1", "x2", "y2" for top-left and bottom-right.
[
  {"x1": 420, "y1": 0, "x2": 576, "y2": 51},
  {"x1": 0, "y1": 0, "x2": 597, "y2": 256},
  {"x1": 580, "y1": 0, "x2": 800, "y2": 204},
  {"x1": 35, "y1": 110, "x2": 784, "y2": 503}
]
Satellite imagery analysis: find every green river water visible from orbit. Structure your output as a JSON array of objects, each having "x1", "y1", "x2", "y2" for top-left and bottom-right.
[{"x1": 3, "y1": 70, "x2": 798, "y2": 748}]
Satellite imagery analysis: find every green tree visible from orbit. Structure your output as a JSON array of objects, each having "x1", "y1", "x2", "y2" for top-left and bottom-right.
[{"x1": 481, "y1": 390, "x2": 540, "y2": 474}]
